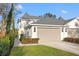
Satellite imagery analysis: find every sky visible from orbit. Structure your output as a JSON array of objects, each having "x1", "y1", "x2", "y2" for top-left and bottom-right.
[
  {"x1": 1, "y1": 3, "x2": 79, "y2": 28},
  {"x1": 19, "y1": 3, "x2": 79, "y2": 19}
]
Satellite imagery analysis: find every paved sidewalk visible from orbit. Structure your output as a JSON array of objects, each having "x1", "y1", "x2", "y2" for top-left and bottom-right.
[{"x1": 40, "y1": 41, "x2": 79, "y2": 55}]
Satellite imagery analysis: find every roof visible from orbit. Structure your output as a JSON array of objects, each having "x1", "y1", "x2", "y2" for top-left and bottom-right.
[
  {"x1": 20, "y1": 13, "x2": 78, "y2": 25},
  {"x1": 32, "y1": 17, "x2": 69, "y2": 25},
  {"x1": 21, "y1": 13, "x2": 39, "y2": 20}
]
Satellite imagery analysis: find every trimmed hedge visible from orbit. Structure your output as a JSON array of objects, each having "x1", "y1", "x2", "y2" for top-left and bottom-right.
[
  {"x1": 20, "y1": 37, "x2": 39, "y2": 44},
  {"x1": 63, "y1": 37, "x2": 79, "y2": 44}
]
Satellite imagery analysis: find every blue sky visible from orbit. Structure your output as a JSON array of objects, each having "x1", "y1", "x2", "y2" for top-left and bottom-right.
[
  {"x1": 19, "y1": 3, "x2": 79, "y2": 19},
  {"x1": 0, "y1": 3, "x2": 79, "y2": 28}
]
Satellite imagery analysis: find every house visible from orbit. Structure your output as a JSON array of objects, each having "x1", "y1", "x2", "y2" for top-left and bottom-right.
[
  {"x1": 18, "y1": 13, "x2": 79, "y2": 43},
  {"x1": 18, "y1": 13, "x2": 39, "y2": 39}
]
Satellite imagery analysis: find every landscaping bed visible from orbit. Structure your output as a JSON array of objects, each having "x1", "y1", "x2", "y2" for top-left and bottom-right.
[
  {"x1": 63, "y1": 37, "x2": 79, "y2": 44},
  {"x1": 10, "y1": 45, "x2": 77, "y2": 56},
  {"x1": 20, "y1": 37, "x2": 39, "y2": 44}
]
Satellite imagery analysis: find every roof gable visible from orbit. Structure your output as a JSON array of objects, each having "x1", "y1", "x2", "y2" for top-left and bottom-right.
[{"x1": 65, "y1": 17, "x2": 79, "y2": 28}]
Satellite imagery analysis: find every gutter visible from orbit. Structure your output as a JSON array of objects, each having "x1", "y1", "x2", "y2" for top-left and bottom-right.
[{"x1": 30, "y1": 24, "x2": 67, "y2": 27}]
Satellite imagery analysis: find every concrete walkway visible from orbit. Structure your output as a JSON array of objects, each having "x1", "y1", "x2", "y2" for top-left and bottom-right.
[
  {"x1": 14, "y1": 38, "x2": 21, "y2": 47},
  {"x1": 39, "y1": 41, "x2": 79, "y2": 55}
]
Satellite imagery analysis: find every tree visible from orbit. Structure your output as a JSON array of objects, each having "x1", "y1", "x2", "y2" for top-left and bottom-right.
[
  {"x1": 0, "y1": 4, "x2": 9, "y2": 36},
  {"x1": 0, "y1": 3, "x2": 21, "y2": 35},
  {"x1": 6, "y1": 4, "x2": 12, "y2": 34},
  {"x1": 6, "y1": 3, "x2": 21, "y2": 34},
  {"x1": 44, "y1": 13, "x2": 53, "y2": 17},
  {"x1": 58, "y1": 16, "x2": 64, "y2": 20}
]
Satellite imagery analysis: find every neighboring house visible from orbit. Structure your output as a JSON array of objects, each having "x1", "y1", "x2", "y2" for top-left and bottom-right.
[{"x1": 18, "y1": 13, "x2": 79, "y2": 43}]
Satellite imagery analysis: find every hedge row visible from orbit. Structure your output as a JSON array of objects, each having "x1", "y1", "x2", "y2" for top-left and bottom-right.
[
  {"x1": 63, "y1": 37, "x2": 79, "y2": 44},
  {"x1": 20, "y1": 37, "x2": 39, "y2": 44}
]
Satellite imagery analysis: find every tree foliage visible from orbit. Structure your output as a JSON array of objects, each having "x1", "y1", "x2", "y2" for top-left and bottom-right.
[{"x1": 6, "y1": 4, "x2": 14, "y2": 34}]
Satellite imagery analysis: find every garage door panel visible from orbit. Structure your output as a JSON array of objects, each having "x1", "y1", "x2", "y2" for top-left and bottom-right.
[{"x1": 37, "y1": 28, "x2": 60, "y2": 42}]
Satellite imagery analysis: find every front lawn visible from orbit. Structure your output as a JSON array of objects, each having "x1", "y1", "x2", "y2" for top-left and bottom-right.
[{"x1": 10, "y1": 45, "x2": 77, "y2": 56}]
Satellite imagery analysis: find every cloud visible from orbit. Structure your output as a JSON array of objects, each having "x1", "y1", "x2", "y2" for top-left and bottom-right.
[
  {"x1": 15, "y1": 4, "x2": 22, "y2": 10},
  {"x1": 61, "y1": 10, "x2": 68, "y2": 14}
]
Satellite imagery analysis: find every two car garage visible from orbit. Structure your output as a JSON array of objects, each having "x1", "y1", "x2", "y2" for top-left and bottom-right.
[{"x1": 37, "y1": 27, "x2": 61, "y2": 43}]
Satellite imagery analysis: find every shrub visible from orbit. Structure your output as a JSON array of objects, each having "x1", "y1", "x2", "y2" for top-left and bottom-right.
[
  {"x1": 63, "y1": 37, "x2": 79, "y2": 44},
  {"x1": 0, "y1": 46, "x2": 2, "y2": 55},
  {"x1": 0, "y1": 36, "x2": 10, "y2": 56},
  {"x1": 20, "y1": 37, "x2": 39, "y2": 44},
  {"x1": 0, "y1": 33, "x2": 15, "y2": 56}
]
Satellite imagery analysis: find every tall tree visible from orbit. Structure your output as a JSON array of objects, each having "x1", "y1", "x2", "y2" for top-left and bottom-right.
[
  {"x1": 6, "y1": 4, "x2": 14, "y2": 34},
  {"x1": 6, "y1": 3, "x2": 21, "y2": 34}
]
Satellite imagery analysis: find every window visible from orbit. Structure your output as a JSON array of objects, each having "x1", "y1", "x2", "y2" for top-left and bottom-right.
[
  {"x1": 34, "y1": 27, "x2": 36, "y2": 32},
  {"x1": 75, "y1": 22, "x2": 78, "y2": 26}
]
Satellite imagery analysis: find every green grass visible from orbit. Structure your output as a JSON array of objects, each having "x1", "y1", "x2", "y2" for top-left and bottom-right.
[{"x1": 10, "y1": 45, "x2": 77, "y2": 56}]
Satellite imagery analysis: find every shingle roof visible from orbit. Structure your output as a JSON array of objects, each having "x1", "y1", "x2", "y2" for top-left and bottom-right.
[
  {"x1": 32, "y1": 17, "x2": 69, "y2": 25},
  {"x1": 20, "y1": 13, "x2": 76, "y2": 25}
]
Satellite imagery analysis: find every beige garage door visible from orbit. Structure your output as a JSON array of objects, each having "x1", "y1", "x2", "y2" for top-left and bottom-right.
[{"x1": 37, "y1": 28, "x2": 61, "y2": 43}]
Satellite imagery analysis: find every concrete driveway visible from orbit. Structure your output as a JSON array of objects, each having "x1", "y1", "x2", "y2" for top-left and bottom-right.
[{"x1": 39, "y1": 41, "x2": 79, "y2": 55}]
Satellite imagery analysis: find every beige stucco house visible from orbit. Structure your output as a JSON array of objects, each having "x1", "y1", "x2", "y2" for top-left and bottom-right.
[{"x1": 18, "y1": 13, "x2": 79, "y2": 43}]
